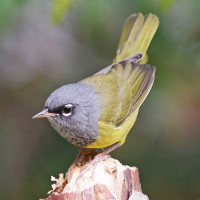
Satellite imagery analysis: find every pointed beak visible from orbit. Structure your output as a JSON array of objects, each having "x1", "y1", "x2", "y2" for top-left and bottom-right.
[{"x1": 32, "y1": 108, "x2": 59, "y2": 119}]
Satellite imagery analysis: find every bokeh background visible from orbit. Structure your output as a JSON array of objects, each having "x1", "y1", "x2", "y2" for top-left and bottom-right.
[{"x1": 0, "y1": 0, "x2": 199, "y2": 199}]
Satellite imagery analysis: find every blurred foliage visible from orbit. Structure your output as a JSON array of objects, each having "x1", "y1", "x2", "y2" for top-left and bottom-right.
[
  {"x1": 51, "y1": 0, "x2": 75, "y2": 23},
  {"x1": 158, "y1": 0, "x2": 177, "y2": 11},
  {"x1": 0, "y1": 0, "x2": 29, "y2": 27},
  {"x1": 0, "y1": 0, "x2": 200, "y2": 200}
]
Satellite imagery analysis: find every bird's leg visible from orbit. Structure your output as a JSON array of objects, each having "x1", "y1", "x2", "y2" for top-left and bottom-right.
[
  {"x1": 68, "y1": 148, "x2": 98, "y2": 174},
  {"x1": 79, "y1": 142, "x2": 121, "y2": 176}
]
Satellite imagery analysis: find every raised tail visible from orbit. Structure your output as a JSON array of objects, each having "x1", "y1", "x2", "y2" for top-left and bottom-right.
[{"x1": 113, "y1": 13, "x2": 159, "y2": 64}]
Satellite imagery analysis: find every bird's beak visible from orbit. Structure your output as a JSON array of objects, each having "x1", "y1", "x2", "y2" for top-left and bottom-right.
[{"x1": 32, "y1": 108, "x2": 59, "y2": 119}]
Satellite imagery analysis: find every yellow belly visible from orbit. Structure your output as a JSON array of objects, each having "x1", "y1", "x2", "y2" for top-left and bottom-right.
[{"x1": 86, "y1": 109, "x2": 139, "y2": 148}]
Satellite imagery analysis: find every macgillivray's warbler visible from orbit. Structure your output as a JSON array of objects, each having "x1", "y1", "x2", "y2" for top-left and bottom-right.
[{"x1": 33, "y1": 13, "x2": 159, "y2": 166}]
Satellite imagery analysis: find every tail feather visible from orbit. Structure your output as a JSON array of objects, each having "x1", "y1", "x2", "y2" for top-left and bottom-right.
[{"x1": 114, "y1": 13, "x2": 159, "y2": 64}]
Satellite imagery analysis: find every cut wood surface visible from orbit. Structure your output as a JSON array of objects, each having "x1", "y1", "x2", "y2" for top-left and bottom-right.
[{"x1": 41, "y1": 156, "x2": 149, "y2": 200}]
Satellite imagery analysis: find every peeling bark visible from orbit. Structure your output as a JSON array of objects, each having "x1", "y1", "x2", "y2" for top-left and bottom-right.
[{"x1": 40, "y1": 156, "x2": 149, "y2": 200}]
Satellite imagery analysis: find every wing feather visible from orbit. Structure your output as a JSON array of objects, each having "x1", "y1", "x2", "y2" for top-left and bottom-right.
[
  {"x1": 109, "y1": 60, "x2": 155, "y2": 126},
  {"x1": 82, "y1": 59, "x2": 155, "y2": 127}
]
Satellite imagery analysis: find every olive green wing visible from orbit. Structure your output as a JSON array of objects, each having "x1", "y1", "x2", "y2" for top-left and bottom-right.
[
  {"x1": 82, "y1": 59, "x2": 155, "y2": 126},
  {"x1": 109, "y1": 59, "x2": 155, "y2": 126},
  {"x1": 95, "y1": 53, "x2": 143, "y2": 76}
]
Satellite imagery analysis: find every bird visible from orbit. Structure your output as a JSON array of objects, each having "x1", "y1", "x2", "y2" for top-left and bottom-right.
[{"x1": 33, "y1": 13, "x2": 159, "y2": 165}]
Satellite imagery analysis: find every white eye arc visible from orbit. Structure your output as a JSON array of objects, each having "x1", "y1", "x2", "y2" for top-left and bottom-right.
[{"x1": 62, "y1": 104, "x2": 74, "y2": 117}]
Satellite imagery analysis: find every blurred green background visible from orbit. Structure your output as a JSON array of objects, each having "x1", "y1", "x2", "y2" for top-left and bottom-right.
[{"x1": 0, "y1": 0, "x2": 200, "y2": 199}]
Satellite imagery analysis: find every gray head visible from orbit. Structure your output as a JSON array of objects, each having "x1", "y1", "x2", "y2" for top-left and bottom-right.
[{"x1": 33, "y1": 83, "x2": 99, "y2": 147}]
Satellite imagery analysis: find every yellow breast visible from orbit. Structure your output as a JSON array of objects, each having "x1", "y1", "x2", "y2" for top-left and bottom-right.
[{"x1": 86, "y1": 109, "x2": 139, "y2": 148}]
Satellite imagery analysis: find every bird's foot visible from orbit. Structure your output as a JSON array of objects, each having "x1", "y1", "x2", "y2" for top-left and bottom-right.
[
  {"x1": 78, "y1": 142, "x2": 121, "y2": 178},
  {"x1": 68, "y1": 148, "x2": 98, "y2": 175}
]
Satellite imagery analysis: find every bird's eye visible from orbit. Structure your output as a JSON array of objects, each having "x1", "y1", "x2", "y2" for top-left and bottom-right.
[{"x1": 62, "y1": 104, "x2": 73, "y2": 116}]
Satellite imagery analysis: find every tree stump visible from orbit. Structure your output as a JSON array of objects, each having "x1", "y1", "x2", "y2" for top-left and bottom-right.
[{"x1": 40, "y1": 156, "x2": 149, "y2": 200}]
